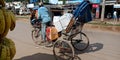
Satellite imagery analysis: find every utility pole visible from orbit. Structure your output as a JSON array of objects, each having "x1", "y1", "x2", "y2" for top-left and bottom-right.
[{"x1": 101, "y1": 0, "x2": 105, "y2": 21}]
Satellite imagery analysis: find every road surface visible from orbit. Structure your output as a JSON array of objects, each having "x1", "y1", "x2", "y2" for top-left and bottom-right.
[{"x1": 7, "y1": 20, "x2": 120, "y2": 60}]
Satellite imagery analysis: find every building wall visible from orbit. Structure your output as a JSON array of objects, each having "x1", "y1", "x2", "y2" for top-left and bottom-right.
[{"x1": 89, "y1": 0, "x2": 101, "y2": 4}]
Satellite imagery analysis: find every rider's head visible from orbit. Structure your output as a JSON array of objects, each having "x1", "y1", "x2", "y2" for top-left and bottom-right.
[{"x1": 39, "y1": 2, "x2": 43, "y2": 7}]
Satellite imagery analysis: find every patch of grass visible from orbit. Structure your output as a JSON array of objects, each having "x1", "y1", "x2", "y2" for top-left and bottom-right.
[
  {"x1": 114, "y1": 24, "x2": 120, "y2": 26},
  {"x1": 88, "y1": 21, "x2": 120, "y2": 26}
]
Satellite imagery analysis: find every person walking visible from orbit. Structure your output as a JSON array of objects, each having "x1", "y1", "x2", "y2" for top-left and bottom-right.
[{"x1": 113, "y1": 11, "x2": 117, "y2": 23}]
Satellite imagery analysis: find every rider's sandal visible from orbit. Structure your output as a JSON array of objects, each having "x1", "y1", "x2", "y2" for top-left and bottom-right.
[{"x1": 45, "y1": 42, "x2": 53, "y2": 47}]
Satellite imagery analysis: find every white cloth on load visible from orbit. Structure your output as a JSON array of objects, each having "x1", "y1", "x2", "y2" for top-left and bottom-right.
[{"x1": 53, "y1": 13, "x2": 73, "y2": 32}]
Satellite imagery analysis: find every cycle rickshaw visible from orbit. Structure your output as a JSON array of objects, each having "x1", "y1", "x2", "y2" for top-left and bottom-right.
[{"x1": 31, "y1": 1, "x2": 92, "y2": 60}]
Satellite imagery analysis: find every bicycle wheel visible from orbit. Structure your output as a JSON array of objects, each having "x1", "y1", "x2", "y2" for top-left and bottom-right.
[
  {"x1": 70, "y1": 32, "x2": 89, "y2": 51},
  {"x1": 31, "y1": 28, "x2": 42, "y2": 45},
  {"x1": 53, "y1": 40, "x2": 75, "y2": 60},
  {"x1": 68, "y1": 55, "x2": 81, "y2": 60}
]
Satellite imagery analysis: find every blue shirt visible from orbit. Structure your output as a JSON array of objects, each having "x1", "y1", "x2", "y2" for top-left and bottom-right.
[{"x1": 38, "y1": 6, "x2": 51, "y2": 23}]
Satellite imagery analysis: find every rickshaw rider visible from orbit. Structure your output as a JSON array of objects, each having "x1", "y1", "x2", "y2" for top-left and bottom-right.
[{"x1": 38, "y1": 2, "x2": 52, "y2": 43}]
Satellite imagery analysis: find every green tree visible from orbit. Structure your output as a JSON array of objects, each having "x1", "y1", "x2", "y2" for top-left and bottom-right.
[{"x1": 5, "y1": 0, "x2": 12, "y2": 2}]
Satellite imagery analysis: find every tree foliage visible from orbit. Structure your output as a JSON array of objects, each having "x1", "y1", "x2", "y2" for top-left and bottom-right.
[{"x1": 5, "y1": 0, "x2": 29, "y2": 2}]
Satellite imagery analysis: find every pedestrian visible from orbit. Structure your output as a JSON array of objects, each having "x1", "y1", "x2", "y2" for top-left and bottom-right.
[
  {"x1": 113, "y1": 11, "x2": 117, "y2": 22},
  {"x1": 37, "y1": 2, "x2": 51, "y2": 43}
]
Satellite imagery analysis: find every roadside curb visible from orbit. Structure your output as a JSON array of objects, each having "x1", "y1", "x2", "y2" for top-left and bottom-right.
[{"x1": 84, "y1": 24, "x2": 120, "y2": 33}]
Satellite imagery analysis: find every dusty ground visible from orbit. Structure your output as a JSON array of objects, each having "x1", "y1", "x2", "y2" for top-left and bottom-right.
[{"x1": 7, "y1": 19, "x2": 120, "y2": 60}]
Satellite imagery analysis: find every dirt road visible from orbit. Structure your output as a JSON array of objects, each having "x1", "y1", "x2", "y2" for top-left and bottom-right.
[{"x1": 7, "y1": 20, "x2": 120, "y2": 60}]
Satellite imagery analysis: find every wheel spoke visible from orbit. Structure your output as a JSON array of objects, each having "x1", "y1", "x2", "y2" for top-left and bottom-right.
[
  {"x1": 53, "y1": 40, "x2": 74, "y2": 60},
  {"x1": 70, "y1": 32, "x2": 89, "y2": 51},
  {"x1": 31, "y1": 29, "x2": 42, "y2": 45}
]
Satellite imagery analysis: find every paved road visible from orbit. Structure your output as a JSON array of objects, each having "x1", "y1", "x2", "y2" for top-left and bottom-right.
[{"x1": 7, "y1": 20, "x2": 120, "y2": 60}]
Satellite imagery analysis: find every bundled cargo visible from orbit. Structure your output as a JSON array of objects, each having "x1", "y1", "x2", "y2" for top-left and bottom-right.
[
  {"x1": 53, "y1": 1, "x2": 92, "y2": 33},
  {"x1": 72, "y1": 1, "x2": 92, "y2": 23},
  {"x1": 46, "y1": 26, "x2": 59, "y2": 41},
  {"x1": 53, "y1": 13, "x2": 73, "y2": 32}
]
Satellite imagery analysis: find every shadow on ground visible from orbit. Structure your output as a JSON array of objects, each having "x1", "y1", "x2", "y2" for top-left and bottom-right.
[
  {"x1": 14, "y1": 53, "x2": 56, "y2": 60},
  {"x1": 14, "y1": 43, "x2": 103, "y2": 60},
  {"x1": 75, "y1": 43, "x2": 103, "y2": 54},
  {"x1": 14, "y1": 53, "x2": 81, "y2": 60}
]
